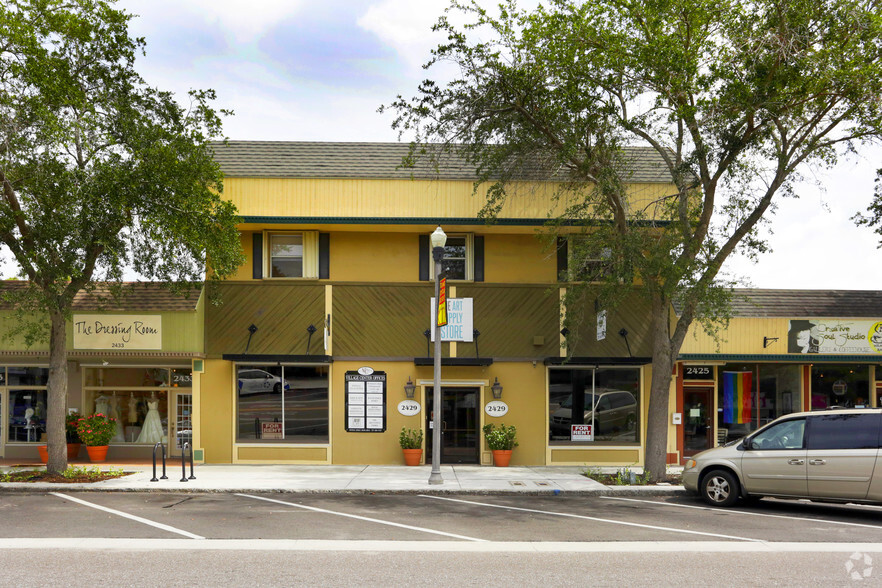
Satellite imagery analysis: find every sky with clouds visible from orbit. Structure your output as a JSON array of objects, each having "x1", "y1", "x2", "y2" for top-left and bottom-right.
[{"x1": 119, "y1": 0, "x2": 882, "y2": 291}]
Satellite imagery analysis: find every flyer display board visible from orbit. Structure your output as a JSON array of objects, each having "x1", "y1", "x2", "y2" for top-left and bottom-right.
[{"x1": 345, "y1": 368, "x2": 386, "y2": 432}]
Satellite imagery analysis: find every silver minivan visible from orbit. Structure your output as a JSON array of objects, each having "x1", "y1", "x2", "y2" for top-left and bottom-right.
[{"x1": 683, "y1": 409, "x2": 882, "y2": 506}]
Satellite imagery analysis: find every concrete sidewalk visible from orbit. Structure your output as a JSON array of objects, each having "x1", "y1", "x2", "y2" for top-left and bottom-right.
[{"x1": 0, "y1": 462, "x2": 687, "y2": 495}]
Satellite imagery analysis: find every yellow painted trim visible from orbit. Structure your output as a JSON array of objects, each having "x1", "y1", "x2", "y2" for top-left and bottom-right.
[{"x1": 324, "y1": 285, "x2": 333, "y2": 355}]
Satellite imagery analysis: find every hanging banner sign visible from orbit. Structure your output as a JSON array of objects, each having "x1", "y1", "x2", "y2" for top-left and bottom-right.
[
  {"x1": 437, "y1": 277, "x2": 448, "y2": 327},
  {"x1": 73, "y1": 314, "x2": 161, "y2": 350},
  {"x1": 430, "y1": 298, "x2": 474, "y2": 342},
  {"x1": 596, "y1": 310, "x2": 607, "y2": 341},
  {"x1": 788, "y1": 319, "x2": 882, "y2": 354}
]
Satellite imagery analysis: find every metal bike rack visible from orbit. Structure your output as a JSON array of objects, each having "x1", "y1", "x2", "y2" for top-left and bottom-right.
[
  {"x1": 180, "y1": 441, "x2": 196, "y2": 482},
  {"x1": 150, "y1": 442, "x2": 168, "y2": 482}
]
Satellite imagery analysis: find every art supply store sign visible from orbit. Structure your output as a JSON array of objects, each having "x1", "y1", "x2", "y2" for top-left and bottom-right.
[{"x1": 73, "y1": 314, "x2": 162, "y2": 350}]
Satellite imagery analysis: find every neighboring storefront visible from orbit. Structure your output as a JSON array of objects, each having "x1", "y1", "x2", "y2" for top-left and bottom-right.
[
  {"x1": 0, "y1": 284, "x2": 204, "y2": 461},
  {"x1": 673, "y1": 290, "x2": 882, "y2": 464}
]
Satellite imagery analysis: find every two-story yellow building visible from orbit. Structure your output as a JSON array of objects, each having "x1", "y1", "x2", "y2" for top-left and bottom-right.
[{"x1": 196, "y1": 141, "x2": 673, "y2": 466}]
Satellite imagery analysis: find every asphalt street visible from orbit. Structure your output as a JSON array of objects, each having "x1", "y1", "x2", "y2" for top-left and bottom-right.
[{"x1": 3, "y1": 492, "x2": 882, "y2": 586}]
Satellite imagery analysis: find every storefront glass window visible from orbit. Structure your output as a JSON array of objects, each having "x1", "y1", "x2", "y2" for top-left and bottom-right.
[
  {"x1": 548, "y1": 367, "x2": 641, "y2": 445},
  {"x1": 7, "y1": 367, "x2": 49, "y2": 386},
  {"x1": 237, "y1": 364, "x2": 329, "y2": 443},
  {"x1": 8, "y1": 389, "x2": 47, "y2": 442},
  {"x1": 82, "y1": 366, "x2": 184, "y2": 444},
  {"x1": 717, "y1": 363, "x2": 801, "y2": 442},
  {"x1": 810, "y1": 365, "x2": 870, "y2": 410}
]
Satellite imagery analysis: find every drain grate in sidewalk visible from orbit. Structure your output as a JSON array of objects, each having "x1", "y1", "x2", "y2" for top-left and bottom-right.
[
  {"x1": 509, "y1": 481, "x2": 526, "y2": 487},
  {"x1": 534, "y1": 481, "x2": 551, "y2": 487}
]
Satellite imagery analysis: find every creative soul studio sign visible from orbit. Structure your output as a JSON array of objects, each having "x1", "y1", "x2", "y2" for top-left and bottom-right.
[
  {"x1": 73, "y1": 314, "x2": 162, "y2": 350},
  {"x1": 788, "y1": 319, "x2": 882, "y2": 354}
]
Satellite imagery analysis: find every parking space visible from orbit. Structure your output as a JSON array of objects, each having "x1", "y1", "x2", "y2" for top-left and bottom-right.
[{"x1": 3, "y1": 492, "x2": 882, "y2": 544}]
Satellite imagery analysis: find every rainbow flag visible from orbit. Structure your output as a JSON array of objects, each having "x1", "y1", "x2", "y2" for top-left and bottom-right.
[{"x1": 722, "y1": 371, "x2": 752, "y2": 424}]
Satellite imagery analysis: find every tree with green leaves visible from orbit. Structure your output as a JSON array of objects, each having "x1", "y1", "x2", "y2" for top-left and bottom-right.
[
  {"x1": 0, "y1": 0, "x2": 243, "y2": 473},
  {"x1": 386, "y1": 0, "x2": 882, "y2": 480}
]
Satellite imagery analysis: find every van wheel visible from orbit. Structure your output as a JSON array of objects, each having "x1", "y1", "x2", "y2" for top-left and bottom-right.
[
  {"x1": 625, "y1": 414, "x2": 636, "y2": 431},
  {"x1": 701, "y1": 470, "x2": 739, "y2": 507}
]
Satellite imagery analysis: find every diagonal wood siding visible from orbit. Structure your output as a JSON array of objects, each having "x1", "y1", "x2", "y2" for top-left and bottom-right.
[
  {"x1": 333, "y1": 284, "x2": 433, "y2": 357},
  {"x1": 205, "y1": 283, "x2": 325, "y2": 356},
  {"x1": 456, "y1": 285, "x2": 560, "y2": 358},
  {"x1": 568, "y1": 289, "x2": 653, "y2": 357}
]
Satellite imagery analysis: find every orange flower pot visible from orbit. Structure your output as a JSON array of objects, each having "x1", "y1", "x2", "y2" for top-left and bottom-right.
[
  {"x1": 491, "y1": 449, "x2": 512, "y2": 467},
  {"x1": 86, "y1": 445, "x2": 109, "y2": 462},
  {"x1": 37, "y1": 445, "x2": 48, "y2": 464},
  {"x1": 67, "y1": 443, "x2": 81, "y2": 460},
  {"x1": 402, "y1": 448, "x2": 423, "y2": 466}
]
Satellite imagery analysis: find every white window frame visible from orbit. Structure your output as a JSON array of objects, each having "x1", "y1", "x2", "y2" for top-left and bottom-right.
[
  {"x1": 429, "y1": 233, "x2": 474, "y2": 281},
  {"x1": 264, "y1": 230, "x2": 319, "y2": 279}
]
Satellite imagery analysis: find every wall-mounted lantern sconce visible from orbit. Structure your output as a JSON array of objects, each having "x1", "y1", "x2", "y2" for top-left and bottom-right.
[
  {"x1": 404, "y1": 377, "x2": 416, "y2": 399},
  {"x1": 763, "y1": 336, "x2": 779, "y2": 348},
  {"x1": 491, "y1": 377, "x2": 503, "y2": 400}
]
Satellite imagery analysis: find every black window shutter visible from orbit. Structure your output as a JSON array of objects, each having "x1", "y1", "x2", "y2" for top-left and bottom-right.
[
  {"x1": 319, "y1": 233, "x2": 330, "y2": 279},
  {"x1": 557, "y1": 237, "x2": 568, "y2": 281},
  {"x1": 419, "y1": 234, "x2": 429, "y2": 281},
  {"x1": 253, "y1": 233, "x2": 263, "y2": 279},
  {"x1": 474, "y1": 236, "x2": 484, "y2": 282}
]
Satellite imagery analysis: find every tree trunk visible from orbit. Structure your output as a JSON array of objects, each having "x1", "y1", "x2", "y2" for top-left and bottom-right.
[
  {"x1": 46, "y1": 309, "x2": 69, "y2": 474},
  {"x1": 644, "y1": 292, "x2": 675, "y2": 482}
]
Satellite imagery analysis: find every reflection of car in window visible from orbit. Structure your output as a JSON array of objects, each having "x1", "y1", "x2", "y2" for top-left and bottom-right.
[
  {"x1": 237, "y1": 369, "x2": 290, "y2": 395},
  {"x1": 550, "y1": 389, "x2": 637, "y2": 437}
]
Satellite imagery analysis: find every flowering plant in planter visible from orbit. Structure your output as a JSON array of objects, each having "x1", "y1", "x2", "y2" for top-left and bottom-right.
[
  {"x1": 482, "y1": 423, "x2": 518, "y2": 450},
  {"x1": 75, "y1": 414, "x2": 117, "y2": 446},
  {"x1": 65, "y1": 412, "x2": 83, "y2": 443}
]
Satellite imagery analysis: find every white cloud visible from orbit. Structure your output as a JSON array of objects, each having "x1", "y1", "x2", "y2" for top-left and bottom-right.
[
  {"x1": 123, "y1": 0, "x2": 305, "y2": 44},
  {"x1": 358, "y1": 0, "x2": 450, "y2": 69}
]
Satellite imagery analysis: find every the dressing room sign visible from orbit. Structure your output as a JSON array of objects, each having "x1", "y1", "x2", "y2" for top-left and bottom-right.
[{"x1": 73, "y1": 314, "x2": 162, "y2": 350}]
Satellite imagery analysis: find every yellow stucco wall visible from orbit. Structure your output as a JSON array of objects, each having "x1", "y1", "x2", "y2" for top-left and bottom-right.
[{"x1": 199, "y1": 359, "x2": 234, "y2": 463}]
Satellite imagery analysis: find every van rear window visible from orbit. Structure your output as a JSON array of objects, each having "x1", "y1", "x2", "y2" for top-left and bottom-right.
[{"x1": 807, "y1": 413, "x2": 881, "y2": 450}]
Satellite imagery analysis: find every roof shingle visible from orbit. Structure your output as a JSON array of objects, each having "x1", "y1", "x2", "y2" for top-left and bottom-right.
[{"x1": 210, "y1": 141, "x2": 674, "y2": 183}]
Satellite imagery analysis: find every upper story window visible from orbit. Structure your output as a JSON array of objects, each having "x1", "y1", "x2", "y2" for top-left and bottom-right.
[
  {"x1": 262, "y1": 231, "x2": 320, "y2": 279},
  {"x1": 270, "y1": 234, "x2": 303, "y2": 277},
  {"x1": 557, "y1": 237, "x2": 613, "y2": 282},
  {"x1": 431, "y1": 234, "x2": 473, "y2": 281},
  {"x1": 419, "y1": 232, "x2": 483, "y2": 282}
]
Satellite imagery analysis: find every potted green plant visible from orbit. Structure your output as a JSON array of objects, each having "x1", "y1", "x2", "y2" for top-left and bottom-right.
[
  {"x1": 65, "y1": 411, "x2": 83, "y2": 459},
  {"x1": 76, "y1": 413, "x2": 117, "y2": 462},
  {"x1": 399, "y1": 427, "x2": 424, "y2": 466},
  {"x1": 482, "y1": 423, "x2": 518, "y2": 466}
]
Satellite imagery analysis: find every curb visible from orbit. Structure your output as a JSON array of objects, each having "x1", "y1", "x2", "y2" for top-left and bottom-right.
[{"x1": 0, "y1": 484, "x2": 690, "y2": 496}]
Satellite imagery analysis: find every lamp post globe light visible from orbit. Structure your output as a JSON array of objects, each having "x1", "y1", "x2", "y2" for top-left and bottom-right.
[{"x1": 429, "y1": 226, "x2": 446, "y2": 485}]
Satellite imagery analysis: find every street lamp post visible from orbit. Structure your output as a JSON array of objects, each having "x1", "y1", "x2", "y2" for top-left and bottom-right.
[{"x1": 429, "y1": 226, "x2": 446, "y2": 485}]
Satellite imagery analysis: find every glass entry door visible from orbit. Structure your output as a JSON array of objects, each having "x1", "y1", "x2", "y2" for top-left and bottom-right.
[
  {"x1": 684, "y1": 388, "x2": 713, "y2": 457},
  {"x1": 170, "y1": 392, "x2": 192, "y2": 457},
  {"x1": 425, "y1": 387, "x2": 479, "y2": 464}
]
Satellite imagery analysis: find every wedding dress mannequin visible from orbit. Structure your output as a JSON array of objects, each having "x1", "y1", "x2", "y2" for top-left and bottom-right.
[{"x1": 136, "y1": 391, "x2": 164, "y2": 444}]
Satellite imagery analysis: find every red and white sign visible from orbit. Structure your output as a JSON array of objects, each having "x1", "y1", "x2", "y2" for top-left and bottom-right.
[
  {"x1": 571, "y1": 424, "x2": 593, "y2": 441},
  {"x1": 261, "y1": 422, "x2": 283, "y2": 440}
]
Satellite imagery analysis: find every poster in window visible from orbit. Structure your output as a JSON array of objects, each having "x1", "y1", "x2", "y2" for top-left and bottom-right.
[{"x1": 345, "y1": 370, "x2": 386, "y2": 432}]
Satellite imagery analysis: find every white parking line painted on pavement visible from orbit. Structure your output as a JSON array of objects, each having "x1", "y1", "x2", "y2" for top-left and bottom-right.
[
  {"x1": 2, "y1": 538, "x2": 882, "y2": 552},
  {"x1": 601, "y1": 496, "x2": 882, "y2": 530},
  {"x1": 51, "y1": 493, "x2": 204, "y2": 540},
  {"x1": 419, "y1": 495, "x2": 762, "y2": 542},
  {"x1": 237, "y1": 493, "x2": 487, "y2": 542}
]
